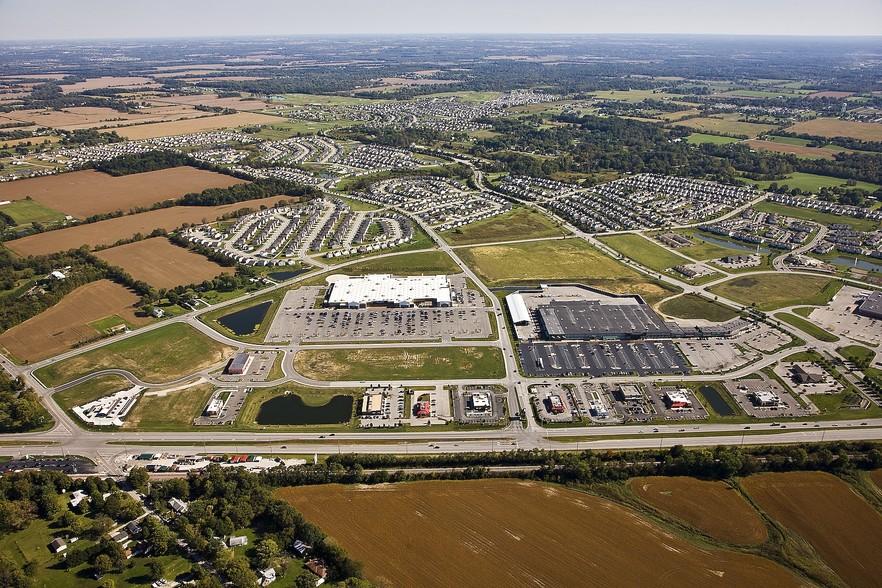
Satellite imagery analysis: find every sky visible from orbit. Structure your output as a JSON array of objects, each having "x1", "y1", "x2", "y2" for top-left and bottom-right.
[{"x1": 1, "y1": 0, "x2": 881, "y2": 40}]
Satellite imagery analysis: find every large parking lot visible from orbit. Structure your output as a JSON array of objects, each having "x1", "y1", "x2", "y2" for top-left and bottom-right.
[
  {"x1": 265, "y1": 288, "x2": 492, "y2": 343},
  {"x1": 724, "y1": 375, "x2": 814, "y2": 418},
  {"x1": 677, "y1": 340, "x2": 752, "y2": 372},
  {"x1": 518, "y1": 340, "x2": 689, "y2": 377},
  {"x1": 451, "y1": 385, "x2": 507, "y2": 425},
  {"x1": 215, "y1": 350, "x2": 279, "y2": 383},
  {"x1": 809, "y1": 286, "x2": 882, "y2": 347}
]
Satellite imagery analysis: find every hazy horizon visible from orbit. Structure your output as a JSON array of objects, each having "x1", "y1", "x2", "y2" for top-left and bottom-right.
[{"x1": 1, "y1": 0, "x2": 881, "y2": 40}]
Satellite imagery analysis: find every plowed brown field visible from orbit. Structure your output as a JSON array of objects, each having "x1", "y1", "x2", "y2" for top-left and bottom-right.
[
  {"x1": 4, "y1": 195, "x2": 291, "y2": 256},
  {"x1": 0, "y1": 279, "x2": 148, "y2": 362},
  {"x1": 743, "y1": 471, "x2": 882, "y2": 588},
  {"x1": 0, "y1": 105, "x2": 202, "y2": 131},
  {"x1": 96, "y1": 237, "x2": 232, "y2": 289},
  {"x1": 278, "y1": 480, "x2": 803, "y2": 588},
  {"x1": 110, "y1": 112, "x2": 282, "y2": 140},
  {"x1": 631, "y1": 477, "x2": 768, "y2": 545},
  {"x1": 0, "y1": 167, "x2": 247, "y2": 218},
  {"x1": 786, "y1": 119, "x2": 882, "y2": 141}
]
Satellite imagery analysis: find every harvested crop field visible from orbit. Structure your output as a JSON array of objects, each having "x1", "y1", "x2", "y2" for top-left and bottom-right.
[
  {"x1": 630, "y1": 477, "x2": 767, "y2": 545},
  {"x1": 151, "y1": 94, "x2": 271, "y2": 111},
  {"x1": 96, "y1": 237, "x2": 233, "y2": 289},
  {"x1": 743, "y1": 139, "x2": 840, "y2": 159},
  {"x1": 0, "y1": 105, "x2": 202, "y2": 131},
  {"x1": 672, "y1": 117, "x2": 776, "y2": 138},
  {"x1": 0, "y1": 280, "x2": 149, "y2": 363},
  {"x1": 786, "y1": 118, "x2": 882, "y2": 142},
  {"x1": 60, "y1": 76, "x2": 158, "y2": 93},
  {"x1": 110, "y1": 112, "x2": 282, "y2": 140},
  {"x1": 278, "y1": 480, "x2": 803, "y2": 588},
  {"x1": 742, "y1": 471, "x2": 882, "y2": 588},
  {"x1": 0, "y1": 167, "x2": 247, "y2": 218},
  {"x1": 4, "y1": 195, "x2": 291, "y2": 256}
]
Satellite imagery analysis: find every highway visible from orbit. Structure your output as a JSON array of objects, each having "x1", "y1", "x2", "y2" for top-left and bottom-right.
[{"x1": 1, "y1": 161, "x2": 880, "y2": 476}]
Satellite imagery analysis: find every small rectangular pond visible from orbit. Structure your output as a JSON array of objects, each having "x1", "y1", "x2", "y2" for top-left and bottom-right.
[
  {"x1": 256, "y1": 393, "x2": 353, "y2": 425},
  {"x1": 217, "y1": 300, "x2": 273, "y2": 336}
]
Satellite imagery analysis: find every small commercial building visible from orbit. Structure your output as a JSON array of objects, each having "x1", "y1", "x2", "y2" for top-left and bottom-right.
[
  {"x1": 505, "y1": 293, "x2": 531, "y2": 326},
  {"x1": 792, "y1": 365, "x2": 825, "y2": 384},
  {"x1": 664, "y1": 390, "x2": 693, "y2": 409},
  {"x1": 616, "y1": 384, "x2": 643, "y2": 402},
  {"x1": 468, "y1": 392, "x2": 492, "y2": 413},
  {"x1": 227, "y1": 352, "x2": 253, "y2": 375},
  {"x1": 548, "y1": 394, "x2": 566, "y2": 414},
  {"x1": 360, "y1": 393, "x2": 384, "y2": 416},
  {"x1": 750, "y1": 390, "x2": 781, "y2": 407},
  {"x1": 416, "y1": 401, "x2": 431, "y2": 418}
]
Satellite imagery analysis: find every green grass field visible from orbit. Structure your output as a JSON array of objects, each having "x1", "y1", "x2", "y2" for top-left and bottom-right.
[
  {"x1": 745, "y1": 172, "x2": 881, "y2": 196},
  {"x1": 458, "y1": 238, "x2": 640, "y2": 286},
  {"x1": 838, "y1": 344, "x2": 876, "y2": 366},
  {"x1": 709, "y1": 274, "x2": 843, "y2": 311},
  {"x1": 752, "y1": 201, "x2": 880, "y2": 232},
  {"x1": 293, "y1": 346, "x2": 505, "y2": 380},
  {"x1": 443, "y1": 207, "x2": 567, "y2": 246},
  {"x1": 239, "y1": 383, "x2": 361, "y2": 430},
  {"x1": 598, "y1": 234, "x2": 693, "y2": 273},
  {"x1": 124, "y1": 383, "x2": 215, "y2": 431},
  {"x1": 0, "y1": 199, "x2": 67, "y2": 224},
  {"x1": 812, "y1": 392, "x2": 882, "y2": 421},
  {"x1": 774, "y1": 312, "x2": 839, "y2": 342},
  {"x1": 685, "y1": 133, "x2": 742, "y2": 145},
  {"x1": 35, "y1": 323, "x2": 235, "y2": 387},
  {"x1": 658, "y1": 294, "x2": 740, "y2": 322},
  {"x1": 53, "y1": 373, "x2": 132, "y2": 413},
  {"x1": 764, "y1": 135, "x2": 812, "y2": 146}
]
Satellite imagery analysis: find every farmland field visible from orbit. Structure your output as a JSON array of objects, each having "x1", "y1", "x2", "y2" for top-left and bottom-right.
[
  {"x1": 630, "y1": 477, "x2": 768, "y2": 544},
  {"x1": 110, "y1": 112, "x2": 283, "y2": 140},
  {"x1": 0, "y1": 167, "x2": 247, "y2": 218},
  {"x1": 658, "y1": 294, "x2": 739, "y2": 322},
  {"x1": 442, "y1": 207, "x2": 567, "y2": 245},
  {"x1": 743, "y1": 139, "x2": 840, "y2": 159},
  {"x1": 672, "y1": 117, "x2": 777, "y2": 138},
  {"x1": 0, "y1": 279, "x2": 149, "y2": 363},
  {"x1": 150, "y1": 93, "x2": 271, "y2": 111},
  {"x1": 278, "y1": 480, "x2": 803, "y2": 588},
  {"x1": 685, "y1": 133, "x2": 741, "y2": 145},
  {"x1": 708, "y1": 274, "x2": 841, "y2": 310},
  {"x1": 293, "y1": 347, "x2": 504, "y2": 380},
  {"x1": 597, "y1": 233, "x2": 692, "y2": 272},
  {"x1": 752, "y1": 200, "x2": 881, "y2": 232},
  {"x1": 786, "y1": 118, "x2": 882, "y2": 142},
  {"x1": 59, "y1": 76, "x2": 156, "y2": 92},
  {"x1": 4, "y1": 195, "x2": 291, "y2": 256},
  {"x1": 458, "y1": 239, "x2": 641, "y2": 287},
  {"x1": 0, "y1": 105, "x2": 201, "y2": 131},
  {"x1": 743, "y1": 471, "x2": 882, "y2": 588},
  {"x1": 34, "y1": 322, "x2": 235, "y2": 387},
  {"x1": 97, "y1": 237, "x2": 233, "y2": 289},
  {"x1": 0, "y1": 198, "x2": 66, "y2": 224},
  {"x1": 744, "y1": 171, "x2": 881, "y2": 195}
]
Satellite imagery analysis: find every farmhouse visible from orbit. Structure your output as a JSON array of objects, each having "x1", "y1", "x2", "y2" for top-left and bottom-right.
[
  {"x1": 324, "y1": 274, "x2": 452, "y2": 308},
  {"x1": 227, "y1": 352, "x2": 253, "y2": 375},
  {"x1": 857, "y1": 292, "x2": 882, "y2": 320},
  {"x1": 168, "y1": 497, "x2": 189, "y2": 514}
]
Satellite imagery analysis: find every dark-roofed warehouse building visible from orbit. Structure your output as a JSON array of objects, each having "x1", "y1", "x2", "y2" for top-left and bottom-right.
[
  {"x1": 857, "y1": 291, "x2": 882, "y2": 320},
  {"x1": 536, "y1": 300, "x2": 670, "y2": 340}
]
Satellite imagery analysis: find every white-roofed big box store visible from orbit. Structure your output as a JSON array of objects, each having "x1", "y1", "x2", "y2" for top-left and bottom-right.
[{"x1": 323, "y1": 274, "x2": 453, "y2": 308}]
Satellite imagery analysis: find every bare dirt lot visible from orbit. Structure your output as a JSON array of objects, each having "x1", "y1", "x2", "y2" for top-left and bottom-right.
[
  {"x1": 0, "y1": 167, "x2": 247, "y2": 218},
  {"x1": 97, "y1": 237, "x2": 232, "y2": 289},
  {"x1": 786, "y1": 118, "x2": 882, "y2": 142},
  {"x1": 278, "y1": 479, "x2": 804, "y2": 588},
  {"x1": 0, "y1": 279, "x2": 149, "y2": 362},
  {"x1": 743, "y1": 471, "x2": 882, "y2": 588},
  {"x1": 4, "y1": 195, "x2": 291, "y2": 256},
  {"x1": 109, "y1": 112, "x2": 283, "y2": 140},
  {"x1": 630, "y1": 477, "x2": 768, "y2": 545}
]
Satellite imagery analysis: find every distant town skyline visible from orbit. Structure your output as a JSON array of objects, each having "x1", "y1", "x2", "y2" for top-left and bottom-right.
[{"x1": 1, "y1": 0, "x2": 881, "y2": 40}]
